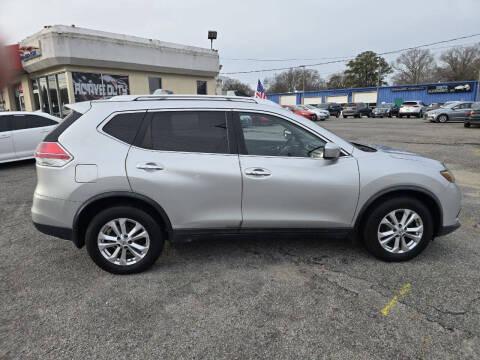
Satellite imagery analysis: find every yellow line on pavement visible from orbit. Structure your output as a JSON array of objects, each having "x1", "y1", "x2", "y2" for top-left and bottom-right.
[{"x1": 380, "y1": 283, "x2": 412, "y2": 316}]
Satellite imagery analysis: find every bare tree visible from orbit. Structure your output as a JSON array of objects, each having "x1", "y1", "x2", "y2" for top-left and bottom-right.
[
  {"x1": 435, "y1": 44, "x2": 480, "y2": 81},
  {"x1": 264, "y1": 68, "x2": 325, "y2": 93},
  {"x1": 392, "y1": 48, "x2": 436, "y2": 85},
  {"x1": 221, "y1": 77, "x2": 254, "y2": 96}
]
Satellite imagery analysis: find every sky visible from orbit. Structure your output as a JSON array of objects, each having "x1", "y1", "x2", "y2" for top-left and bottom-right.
[{"x1": 1, "y1": 0, "x2": 479, "y2": 88}]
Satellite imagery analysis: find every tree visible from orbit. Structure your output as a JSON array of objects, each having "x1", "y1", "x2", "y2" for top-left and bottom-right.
[
  {"x1": 392, "y1": 48, "x2": 436, "y2": 85},
  {"x1": 344, "y1": 51, "x2": 392, "y2": 87},
  {"x1": 221, "y1": 77, "x2": 254, "y2": 96},
  {"x1": 326, "y1": 72, "x2": 348, "y2": 89},
  {"x1": 264, "y1": 68, "x2": 325, "y2": 93},
  {"x1": 435, "y1": 44, "x2": 480, "y2": 81}
]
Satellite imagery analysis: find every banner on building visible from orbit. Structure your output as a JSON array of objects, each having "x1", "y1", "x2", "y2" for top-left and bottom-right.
[
  {"x1": 391, "y1": 86, "x2": 426, "y2": 92},
  {"x1": 427, "y1": 83, "x2": 472, "y2": 94},
  {"x1": 72, "y1": 72, "x2": 129, "y2": 101}
]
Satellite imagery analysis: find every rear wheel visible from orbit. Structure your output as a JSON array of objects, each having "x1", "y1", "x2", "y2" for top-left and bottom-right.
[
  {"x1": 86, "y1": 206, "x2": 164, "y2": 274},
  {"x1": 464, "y1": 122, "x2": 471, "y2": 128},
  {"x1": 362, "y1": 197, "x2": 433, "y2": 261}
]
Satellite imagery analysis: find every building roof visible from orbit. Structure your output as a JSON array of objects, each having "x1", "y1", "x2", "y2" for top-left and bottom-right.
[{"x1": 19, "y1": 25, "x2": 220, "y2": 77}]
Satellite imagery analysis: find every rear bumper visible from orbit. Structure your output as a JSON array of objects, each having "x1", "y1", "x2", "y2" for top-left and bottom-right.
[
  {"x1": 33, "y1": 222, "x2": 72, "y2": 240},
  {"x1": 466, "y1": 116, "x2": 480, "y2": 123}
]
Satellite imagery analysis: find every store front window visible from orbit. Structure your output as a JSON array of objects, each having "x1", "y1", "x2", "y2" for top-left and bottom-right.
[
  {"x1": 36, "y1": 72, "x2": 71, "y2": 117},
  {"x1": 32, "y1": 80, "x2": 40, "y2": 110}
]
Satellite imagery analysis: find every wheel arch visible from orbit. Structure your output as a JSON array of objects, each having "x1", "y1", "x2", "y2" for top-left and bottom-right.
[
  {"x1": 437, "y1": 113, "x2": 449, "y2": 121},
  {"x1": 354, "y1": 186, "x2": 443, "y2": 238},
  {"x1": 72, "y1": 192, "x2": 173, "y2": 248}
]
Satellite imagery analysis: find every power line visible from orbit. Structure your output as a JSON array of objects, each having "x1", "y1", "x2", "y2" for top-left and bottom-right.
[{"x1": 221, "y1": 33, "x2": 480, "y2": 75}]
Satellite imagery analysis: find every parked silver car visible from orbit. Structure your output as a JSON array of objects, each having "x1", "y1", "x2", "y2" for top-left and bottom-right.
[
  {"x1": 297, "y1": 105, "x2": 330, "y2": 120},
  {"x1": 32, "y1": 95, "x2": 461, "y2": 274},
  {"x1": 424, "y1": 101, "x2": 474, "y2": 123},
  {"x1": 0, "y1": 111, "x2": 61, "y2": 163}
]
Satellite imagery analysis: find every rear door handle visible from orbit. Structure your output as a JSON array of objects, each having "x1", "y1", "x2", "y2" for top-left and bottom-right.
[
  {"x1": 245, "y1": 167, "x2": 271, "y2": 177},
  {"x1": 136, "y1": 162, "x2": 164, "y2": 171}
]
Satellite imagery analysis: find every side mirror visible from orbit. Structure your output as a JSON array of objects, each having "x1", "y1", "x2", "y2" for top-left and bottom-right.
[{"x1": 323, "y1": 142, "x2": 341, "y2": 160}]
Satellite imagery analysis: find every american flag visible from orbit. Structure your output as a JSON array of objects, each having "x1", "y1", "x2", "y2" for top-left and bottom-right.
[{"x1": 254, "y1": 80, "x2": 266, "y2": 99}]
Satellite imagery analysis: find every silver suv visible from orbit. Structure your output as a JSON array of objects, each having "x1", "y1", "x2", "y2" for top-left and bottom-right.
[{"x1": 32, "y1": 95, "x2": 461, "y2": 274}]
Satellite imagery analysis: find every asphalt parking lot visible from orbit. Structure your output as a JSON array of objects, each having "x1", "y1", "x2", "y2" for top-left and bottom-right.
[{"x1": 1, "y1": 117, "x2": 479, "y2": 359}]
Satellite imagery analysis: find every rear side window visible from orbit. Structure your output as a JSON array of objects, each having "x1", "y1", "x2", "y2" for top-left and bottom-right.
[
  {"x1": 102, "y1": 112, "x2": 146, "y2": 144},
  {"x1": 139, "y1": 111, "x2": 229, "y2": 154},
  {"x1": 0, "y1": 116, "x2": 13, "y2": 132},
  {"x1": 27, "y1": 115, "x2": 58, "y2": 128},
  {"x1": 44, "y1": 110, "x2": 83, "y2": 142}
]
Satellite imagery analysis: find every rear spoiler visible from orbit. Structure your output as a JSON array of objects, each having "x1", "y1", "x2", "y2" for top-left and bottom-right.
[{"x1": 65, "y1": 101, "x2": 92, "y2": 115}]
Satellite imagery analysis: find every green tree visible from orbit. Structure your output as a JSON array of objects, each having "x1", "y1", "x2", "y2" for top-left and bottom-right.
[
  {"x1": 221, "y1": 77, "x2": 254, "y2": 96},
  {"x1": 326, "y1": 72, "x2": 348, "y2": 89},
  {"x1": 264, "y1": 68, "x2": 325, "y2": 93},
  {"x1": 344, "y1": 51, "x2": 392, "y2": 87}
]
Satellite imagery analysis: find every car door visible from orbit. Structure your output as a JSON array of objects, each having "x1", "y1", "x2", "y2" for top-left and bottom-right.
[
  {"x1": 457, "y1": 103, "x2": 473, "y2": 121},
  {"x1": 235, "y1": 111, "x2": 359, "y2": 229},
  {"x1": 11, "y1": 114, "x2": 58, "y2": 159},
  {"x1": 0, "y1": 115, "x2": 16, "y2": 162},
  {"x1": 126, "y1": 109, "x2": 242, "y2": 230}
]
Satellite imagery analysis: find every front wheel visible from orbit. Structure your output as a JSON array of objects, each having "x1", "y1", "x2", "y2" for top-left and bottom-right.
[
  {"x1": 362, "y1": 197, "x2": 433, "y2": 261},
  {"x1": 464, "y1": 122, "x2": 471, "y2": 128},
  {"x1": 86, "y1": 206, "x2": 164, "y2": 274},
  {"x1": 437, "y1": 114, "x2": 448, "y2": 123}
]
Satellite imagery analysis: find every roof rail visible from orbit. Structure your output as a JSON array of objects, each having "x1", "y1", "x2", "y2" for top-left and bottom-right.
[{"x1": 132, "y1": 95, "x2": 259, "y2": 103}]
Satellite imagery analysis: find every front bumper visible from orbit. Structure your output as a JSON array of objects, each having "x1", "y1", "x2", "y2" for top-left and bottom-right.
[{"x1": 437, "y1": 220, "x2": 461, "y2": 236}]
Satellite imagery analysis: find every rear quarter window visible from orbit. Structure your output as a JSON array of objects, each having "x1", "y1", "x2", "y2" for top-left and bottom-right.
[
  {"x1": 102, "y1": 112, "x2": 146, "y2": 144},
  {"x1": 44, "y1": 110, "x2": 82, "y2": 142}
]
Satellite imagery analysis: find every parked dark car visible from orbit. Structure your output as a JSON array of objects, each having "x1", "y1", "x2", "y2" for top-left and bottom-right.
[
  {"x1": 343, "y1": 103, "x2": 372, "y2": 118},
  {"x1": 464, "y1": 102, "x2": 480, "y2": 128},
  {"x1": 372, "y1": 103, "x2": 400, "y2": 118},
  {"x1": 312, "y1": 103, "x2": 342, "y2": 118}
]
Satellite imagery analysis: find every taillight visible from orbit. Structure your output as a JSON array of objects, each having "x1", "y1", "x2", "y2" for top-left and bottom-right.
[{"x1": 35, "y1": 142, "x2": 73, "y2": 167}]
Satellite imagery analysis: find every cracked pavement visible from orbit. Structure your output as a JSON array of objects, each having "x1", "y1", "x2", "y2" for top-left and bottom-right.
[{"x1": 1, "y1": 117, "x2": 479, "y2": 359}]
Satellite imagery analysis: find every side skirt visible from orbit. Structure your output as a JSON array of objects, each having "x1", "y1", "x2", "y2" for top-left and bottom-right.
[{"x1": 170, "y1": 227, "x2": 352, "y2": 244}]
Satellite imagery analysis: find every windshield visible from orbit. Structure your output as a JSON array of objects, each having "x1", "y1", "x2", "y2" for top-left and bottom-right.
[
  {"x1": 316, "y1": 104, "x2": 328, "y2": 109},
  {"x1": 472, "y1": 102, "x2": 480, "y2": 110},
  {"x1": 440, "y1": 103, "x2": 457, "y2": 109},
  {"x1": 377, "y1": 105, "x2": 391, "y2": 109}
]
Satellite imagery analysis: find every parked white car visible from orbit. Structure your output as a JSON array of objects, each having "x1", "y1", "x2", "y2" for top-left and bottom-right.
[
  {"x1": 398, "y1": 101, "x2": 427, "y2": 118},
  {"x1": 0, "y1": 111, "x2": 61, "y2": 163}
]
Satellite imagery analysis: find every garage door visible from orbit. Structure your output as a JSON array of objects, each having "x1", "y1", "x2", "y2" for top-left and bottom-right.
[
  {"x1": 303, "y1": 97, "x2": 322, "y2": 105},
  {"x1": 353, "y1": 91, "x2": 377, "y2": 103},
  {"x1": 279, "y1": 95, "x2": 297, "y2": 106},
  {"x1": 327, "y1": 95, "x2": 348, "y2": 104}
]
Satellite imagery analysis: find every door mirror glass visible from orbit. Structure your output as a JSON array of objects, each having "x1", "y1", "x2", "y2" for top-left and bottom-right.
[
  {"x1": 323, "y1": 142, "x2": 341, "y2": 159},
  {"x1": 309, "y1": 148, "x2": 324, "y2": 159}
]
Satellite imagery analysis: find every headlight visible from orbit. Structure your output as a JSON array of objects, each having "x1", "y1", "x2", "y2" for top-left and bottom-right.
[{"x1": 440, "y1": 169, "x2": 455, "y2": 183}]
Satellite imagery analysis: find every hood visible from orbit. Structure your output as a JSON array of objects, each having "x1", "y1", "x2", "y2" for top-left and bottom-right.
[{"x1": 369, "y1": 144, "x2": 444, "y2": 169}]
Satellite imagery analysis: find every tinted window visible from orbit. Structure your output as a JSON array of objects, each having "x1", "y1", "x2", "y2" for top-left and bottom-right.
[
  {"x1": 103, "y1": 112, "x2": 146, "y2": 144},
  {"x1": 0, "y1": 115, "x2": 13, "y2": 132},
  {"x1": 11, "y1": 115, "x2": 57, "y2": 130},
  {"x1": 148, "y1": 77, "x2": 162, "y2": 94},
  {"x1": 239, "y1": 113, "x2": 325, "y2": 158},
  {"x1": 45, "y1": 110, "x2": 82, "y2": 142},
  {"x1": 196, "y1": 81, "x2": 207, "y2": 95},
  {"x1": 472, "y1": 102, "x2": 480, "y2": 110},
  {"x1": 140, "y1": 111, "x2": 228, "y2": 154}
]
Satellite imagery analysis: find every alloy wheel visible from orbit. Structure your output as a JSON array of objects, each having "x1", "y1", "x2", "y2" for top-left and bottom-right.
[
  {"x1": 97, "y1": 218, "x2": 150, "y2": 266},
  {"x1": 377, "y1": 209, "x2": 424, "y2": 254}
]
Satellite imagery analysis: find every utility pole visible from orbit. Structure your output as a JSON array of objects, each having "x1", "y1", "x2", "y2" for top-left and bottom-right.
[{"x1": 302, "y1": 65, "x2": 306, "y2": 104}]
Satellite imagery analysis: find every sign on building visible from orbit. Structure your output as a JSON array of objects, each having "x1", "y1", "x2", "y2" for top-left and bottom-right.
[
  {"x1": 72, "y1": 72, "x2": 129, "y2": 101},
  {"x1": 427, "y1": 83, "x2": 472, "y2": 94}
]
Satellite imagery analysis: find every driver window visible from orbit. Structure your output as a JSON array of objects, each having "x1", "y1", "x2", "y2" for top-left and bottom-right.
[{"x1": 238, "y1": 112, "x2": 326, "y2": 157}]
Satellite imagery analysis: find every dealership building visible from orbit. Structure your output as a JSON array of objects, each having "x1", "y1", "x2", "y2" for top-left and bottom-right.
[
  {"x1": 267, "y1": 80, "x2": 479, "y2": 107},
  {"x1": 1, "y1": 25, "x2": 220, "y2": 117}
]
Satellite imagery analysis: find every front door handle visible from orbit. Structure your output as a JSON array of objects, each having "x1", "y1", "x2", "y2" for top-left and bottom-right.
[
  {"x1": 136, "y1": 162, "x2": 164, "y2": 171},
  {"x1": 245, "y1": 167, "x2": 271, "y2": 177}
]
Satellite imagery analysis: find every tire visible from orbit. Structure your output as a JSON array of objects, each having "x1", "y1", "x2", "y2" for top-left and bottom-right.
[
  {"x1": 336, "y1": 114, "x2": 340, "y2": 118},
  {"x1": 437, "y1": 114, "x2": 448, "y2": 123},
  {"x1": 343, "y1": 115, "x2": 348, "y2": 118},
  {"x1": 417, "y1": 112, "x2": 423, "y2": 118},
  {"x1": 464, "y1": 122, "x2": 471, "y2": 128},
  {"x1": 398, "y1": 114, "x2": 403, "y2": 118},
  {"x1": 362, "y1": 197, "x2": 433, "y2": 262},
  {"x1": 85, "y1": 206, "x2": 164, "y2": 274}
]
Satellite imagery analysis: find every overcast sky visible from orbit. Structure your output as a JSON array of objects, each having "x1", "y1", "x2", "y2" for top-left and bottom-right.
[{"x1": 1, "y1": 0, "x2": 479, "y2": 87}]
